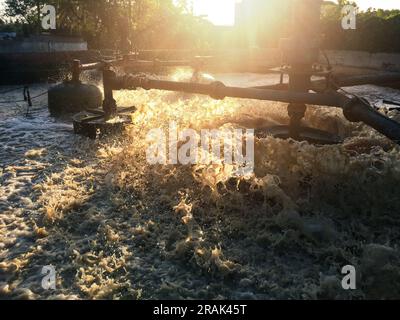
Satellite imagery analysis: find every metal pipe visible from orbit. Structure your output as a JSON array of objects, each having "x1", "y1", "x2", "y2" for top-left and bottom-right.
[
  {"x1": 102, "y1": 68, "x2": 118, "y2": 120},
  {"x1": 333, "y1": 73, "x2": 400, "y2": 88},
  {"x1": 72, "y1": 59, "x2": 81, "y2": 83},
  {"x1": 78, "y1": 58, "x2": 205, "y2": 72},
  {"x1": 115, "y1": 76, "x2": 347, "y2": 106},
  {"x1": 343, "y1": 98, "x2": 400, "y2": 144},
  {"x1": 110, "y1": 74, "x2": 400, "y2": 144},
  {"x1": 251, "y1": 72, "x2": 400, "y2": 92}
]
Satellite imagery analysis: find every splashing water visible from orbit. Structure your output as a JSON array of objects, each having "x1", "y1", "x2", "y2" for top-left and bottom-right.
[{"x1": 1, "y1": 69, "x2": 400, "y2": 300}]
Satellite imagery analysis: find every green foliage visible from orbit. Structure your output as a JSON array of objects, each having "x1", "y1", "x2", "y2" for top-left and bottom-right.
[
  {"x1": 321, "y1": 3, "x2": 400, "y2": 53},
  {"x1": 5, "y1": 0, "x2": 45, "y2": 24},
  {"x1": 2, "y1": 0, "x2": 213, "y2": 50}
]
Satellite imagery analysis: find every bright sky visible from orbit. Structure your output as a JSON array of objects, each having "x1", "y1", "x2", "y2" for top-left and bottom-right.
[
  {"x1": 193, "y1": 0, "x2": 238, "y2": 26},
  {"x1": 193, "y1": 0, "x2": 400, "y2": 26},
  {"x1": 351, "y1": 0, "x2": 400, "y2": 11}
]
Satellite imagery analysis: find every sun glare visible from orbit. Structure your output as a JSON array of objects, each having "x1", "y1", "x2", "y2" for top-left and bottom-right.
[
  {"x1": 193, "y1": 0, "x2": 238, "y2": 26},
  {"x1": 191, "y1": 0, "x2": 400, "y2": 27}
]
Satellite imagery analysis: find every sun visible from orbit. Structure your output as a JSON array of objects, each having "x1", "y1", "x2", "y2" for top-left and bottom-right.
[{"x1": 193, "y1": 0, "x2": 238, "y2": 26}]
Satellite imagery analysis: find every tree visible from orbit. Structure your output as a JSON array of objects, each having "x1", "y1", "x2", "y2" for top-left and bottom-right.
[
  {"x1": 4, "y1": 0, "x2": 399, "y2": 52},
  {"x1": 5, "y1": 0, "x2": 46, "y2": 31}
]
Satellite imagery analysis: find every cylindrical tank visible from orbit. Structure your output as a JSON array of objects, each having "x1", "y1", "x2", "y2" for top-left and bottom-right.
[{"x1": 48, "y1": 81, "x2": 103, "y2": 117}]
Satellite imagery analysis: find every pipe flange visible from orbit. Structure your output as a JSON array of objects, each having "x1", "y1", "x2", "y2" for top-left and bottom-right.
[
  {"x1": 210, "y1": 81, "x2": 226, "y2": 100},
  {"x1": 343, "y1": 97, "x2": 362, "y2": 123},
  {"x1": 288, "y1": 103, "x2": 307, "y2": 120}
]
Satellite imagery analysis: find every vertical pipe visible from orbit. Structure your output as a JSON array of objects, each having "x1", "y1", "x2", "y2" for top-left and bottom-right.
[
  {"x1": 72, "y1": 60, "x2": 81, "y2": 83},
  {"x1": 102, "y1": 67, "x2": 117, "y2": 120},
  {"x1": 286, "y1": 0, "x2": 322, "y2": 138}
]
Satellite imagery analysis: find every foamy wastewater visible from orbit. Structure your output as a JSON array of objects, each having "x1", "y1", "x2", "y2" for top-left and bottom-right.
[
  {"x1": 1, "y1": 76, "x2": 400, "y2": 300},
  {"x1": 0, "y1": 85, "x2": 92, "y2": 299}
]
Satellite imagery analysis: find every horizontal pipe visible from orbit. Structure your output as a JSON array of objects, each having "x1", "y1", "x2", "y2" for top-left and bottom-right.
[
  {"x1": 383, "y1": 99, "x2": 400, "y2": 107},
  {"x1": 251, "y1": 72, "x2": 400, "y2": 92},
  {"x1": 336, "y1": 73, "x2": 400, "y2": 87},
  {"x1": 343, "y1": 98, "x2": 400, "y2": 144},
  {"x1": 115, "y1": 76, "x2": 348, "y2": 107},
  {"x1": 79, "y1": 58, "x2": 208, "y2": 72}
]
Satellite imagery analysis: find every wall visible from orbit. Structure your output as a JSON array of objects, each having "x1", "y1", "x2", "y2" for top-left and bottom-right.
[
  {"x1": 0, "y1": 35, "x2": 87, "y2": 53},
  {"x1": 320, "y1": 50, "x2": 400, "y2": 72}
]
